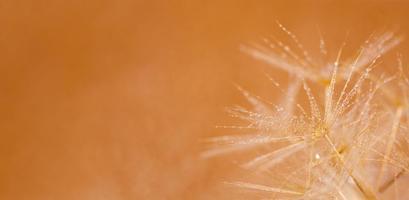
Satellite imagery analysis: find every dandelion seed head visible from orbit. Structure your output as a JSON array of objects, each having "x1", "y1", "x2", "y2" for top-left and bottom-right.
[{"x1": 204, "y1": 24, "x2": 408, "y2": 199}]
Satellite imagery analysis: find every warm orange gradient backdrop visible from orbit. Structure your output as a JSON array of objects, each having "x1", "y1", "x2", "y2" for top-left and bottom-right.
[{"x1": 1, "y1": 1, "x2": 409, "y2": 199}]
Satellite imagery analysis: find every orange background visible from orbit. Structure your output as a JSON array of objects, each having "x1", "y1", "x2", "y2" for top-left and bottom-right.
[{"x1": 1, "y1": 1, "x2": 409, "y2": 199}]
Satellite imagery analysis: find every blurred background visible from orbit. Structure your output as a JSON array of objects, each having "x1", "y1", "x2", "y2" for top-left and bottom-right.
[{"x1": 1, "y1": 0, "x2": 409, "y2": 199}]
